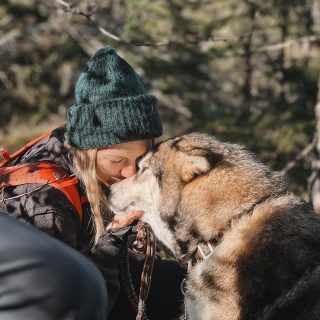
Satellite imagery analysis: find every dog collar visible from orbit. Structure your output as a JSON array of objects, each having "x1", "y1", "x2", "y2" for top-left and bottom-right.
[
  {"x1": 189, "y1": 228, "x2": 225, "y2": 267},
  {"x1": 187, "y1": 193, "x2": 278, "y2": 271},
  {"x1": 187, "y1": 228, "x2": 225, "y2": 272}
]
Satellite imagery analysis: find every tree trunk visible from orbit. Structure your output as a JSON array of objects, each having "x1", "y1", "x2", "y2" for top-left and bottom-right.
[
  {"x1": 278, "y1": 2, "x2": 289, "y2": 108},
  {"x1": 242, "y1": 1, "x2": 256, "y2": 106},
  {"x1": 238, "y1": 0, "x2": 256, "y2": 122},
  {"x1": 309, "y1": 73, "x2": 320, "y2": 212}
]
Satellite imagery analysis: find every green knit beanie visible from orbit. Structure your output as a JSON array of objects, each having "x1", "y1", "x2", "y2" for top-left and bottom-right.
[{"x1": 65, "y1": 47, "x2": 163, "y2": 148}]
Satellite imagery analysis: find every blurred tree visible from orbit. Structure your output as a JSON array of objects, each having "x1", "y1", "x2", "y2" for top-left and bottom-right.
[{"x1": 0, "y1": 0, "x2": 319, "y2": 199}]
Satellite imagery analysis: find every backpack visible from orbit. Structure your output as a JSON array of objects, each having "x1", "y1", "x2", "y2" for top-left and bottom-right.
[{"x1": 0, "y1": 131, "x2": 87, "y2": 220}]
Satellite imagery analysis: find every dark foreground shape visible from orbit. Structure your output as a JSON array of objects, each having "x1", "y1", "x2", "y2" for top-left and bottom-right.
[{"x1": 0, "y1": 214, "x2": 107, "y2": 320}]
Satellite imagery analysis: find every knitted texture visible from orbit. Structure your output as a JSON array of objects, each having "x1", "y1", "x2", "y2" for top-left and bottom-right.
[{"x1": 66, "y1": 47, "x2": 163, "y2": 148}]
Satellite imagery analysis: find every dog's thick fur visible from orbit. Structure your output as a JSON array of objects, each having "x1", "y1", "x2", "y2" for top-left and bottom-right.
[{"x1": 109, "y1": 133, "x2": 320, "y2": 320}]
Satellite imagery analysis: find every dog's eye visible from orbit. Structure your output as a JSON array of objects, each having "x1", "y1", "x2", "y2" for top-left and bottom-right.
[{"x1": 139, "y1": 166, "x2": 148, "y2": 175}]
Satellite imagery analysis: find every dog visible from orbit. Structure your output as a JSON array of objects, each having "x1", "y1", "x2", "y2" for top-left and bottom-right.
[{"x1": 109, "y1": 133, "x2": 320, "y2": 320}]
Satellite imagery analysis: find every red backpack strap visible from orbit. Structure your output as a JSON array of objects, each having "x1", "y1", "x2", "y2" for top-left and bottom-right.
[
  {"x1": 0, "y1": 149, "x2": 10, "y2": 165},
  {"x1": 0, "y1": 162, "x2": 88, "y2": 221},
  {"x1": 0, "y1": 131, "x2": 52, "y2": 167}
]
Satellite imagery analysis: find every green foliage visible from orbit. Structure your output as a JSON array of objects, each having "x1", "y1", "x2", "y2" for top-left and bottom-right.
[{"x1": 0, "y1": 0, "x2": 319, "y2": 196}]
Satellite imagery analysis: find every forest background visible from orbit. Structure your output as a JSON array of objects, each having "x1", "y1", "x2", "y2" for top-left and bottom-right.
[{"x1": 1, "y1": 0, "x2": 320, "y2": 209}]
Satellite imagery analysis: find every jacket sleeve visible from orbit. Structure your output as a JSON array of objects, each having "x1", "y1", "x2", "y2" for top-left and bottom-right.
[{"x1": 0, "y1": 183, "x2": 132, "y2": 313}]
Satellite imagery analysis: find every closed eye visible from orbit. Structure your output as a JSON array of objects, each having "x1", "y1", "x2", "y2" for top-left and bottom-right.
[
  {"x1": 139, "y1": 166, "x2": 148, "y2": 175},
  {"x1": 109, "y1": 159, "x2": 123, "y2": 164}
]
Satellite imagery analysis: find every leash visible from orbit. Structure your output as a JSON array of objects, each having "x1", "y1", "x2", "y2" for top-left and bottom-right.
[
  {"x1": 120, "y1": 221, "x2": 157, "y2": 320},
  {"x1": 135, "y1": 221, "x2": 157, "y2": 320}
]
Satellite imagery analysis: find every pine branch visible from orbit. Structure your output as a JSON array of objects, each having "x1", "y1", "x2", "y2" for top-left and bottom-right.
[
  {"x1": 256, "y1": 35, "x2": 320, "y2": 53},
  {"x1": 281, "y1": 137, "x2": 317, "y2": 174},
  {"x1": 55, "y1": 0, "x2": 122, "y2": 42}
]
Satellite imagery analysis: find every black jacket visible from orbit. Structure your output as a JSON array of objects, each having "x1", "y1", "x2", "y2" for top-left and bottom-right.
[{"x1": 0, "y1": 125, "x2": 128, "y2": 312}]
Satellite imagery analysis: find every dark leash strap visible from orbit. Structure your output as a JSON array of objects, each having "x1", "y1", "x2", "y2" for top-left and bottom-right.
[
  {"x1": 136, "y1": 222, "x2": 157, "y2": 320},
  {"x1": 120, "y1": 221, "x2": 157, "y2": 320}
]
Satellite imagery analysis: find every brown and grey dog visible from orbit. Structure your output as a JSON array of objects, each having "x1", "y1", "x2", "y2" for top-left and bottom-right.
[{"x1": 109, "y1": 133, "x2": 320, "y2": 320}]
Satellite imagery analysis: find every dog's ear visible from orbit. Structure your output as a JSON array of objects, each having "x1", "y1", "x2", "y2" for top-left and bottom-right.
[{"x1": 180, "y1": 148, "x2": 221, "y2": 183}]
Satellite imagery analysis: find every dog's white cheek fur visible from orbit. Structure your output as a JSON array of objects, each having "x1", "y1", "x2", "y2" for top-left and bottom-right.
[
  {"x1": 138, "y1": 176, "x2": 177, "y2": 254},
  {"x1": 142, "y1": 205, "x2": 176, "y2": 254},
  {"x1": 109, "y1": 173, "x2": 177, "y2": 253}
]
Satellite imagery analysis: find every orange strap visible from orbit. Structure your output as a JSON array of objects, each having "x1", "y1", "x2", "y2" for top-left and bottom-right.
[
  {"x1": 0, "y1": 131, "x2": 87, "y2": 219},
  {"x1": 0, "y1": 162, "x2": 86, "y2": 220}
]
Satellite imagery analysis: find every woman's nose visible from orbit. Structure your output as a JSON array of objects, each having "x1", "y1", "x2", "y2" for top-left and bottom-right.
[{"x1": 121, "y1": 165, "x2": 137, "y2": 178}]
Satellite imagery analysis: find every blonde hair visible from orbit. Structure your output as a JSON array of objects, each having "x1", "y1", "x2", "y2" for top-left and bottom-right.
[{"x1": 64, "y1": 141, "x2": 109, "y2": 245}]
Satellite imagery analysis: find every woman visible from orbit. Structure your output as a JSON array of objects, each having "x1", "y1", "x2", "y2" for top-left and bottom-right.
[{"x1": 0, "y1": 47, "x2": 184, "y2": 319}]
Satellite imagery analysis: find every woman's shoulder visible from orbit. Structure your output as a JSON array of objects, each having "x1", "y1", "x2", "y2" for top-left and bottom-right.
[{"x1": 10, "y1": 124, "x2": 73, "y2": 172}]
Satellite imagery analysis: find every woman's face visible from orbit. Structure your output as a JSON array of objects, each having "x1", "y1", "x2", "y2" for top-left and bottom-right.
[{"x1": 96, "y1": 140, "x2": 151, "y2": 186}]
